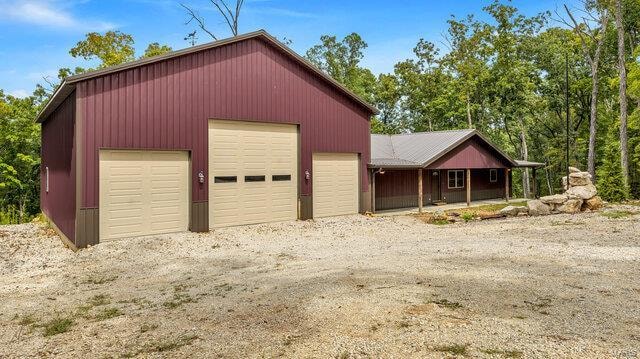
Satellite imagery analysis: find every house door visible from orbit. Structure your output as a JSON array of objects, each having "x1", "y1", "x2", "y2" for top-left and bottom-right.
[{"x1": 430, "y1": 170, "x2": 441, "y2": 202}]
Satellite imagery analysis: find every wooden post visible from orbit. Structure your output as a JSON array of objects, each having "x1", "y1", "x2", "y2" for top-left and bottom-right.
[
  {"x1": 418, "y1": 168, "x2": 423, "y2": 213},
  {"x1": 532, "y1": 168, "x2": 537, "y2": 199},
  {"x1": 466, "y1": 168, "x2": 471, "y2": 206},
  {"x1": 505, "y1": 168, "x2": 510, "y2": 202},
  {"x1": 371, "y1": 170, "x2": 376, "y2": 213}
]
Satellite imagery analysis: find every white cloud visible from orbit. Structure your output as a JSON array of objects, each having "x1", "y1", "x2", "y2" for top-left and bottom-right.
[
  {"x1": 0, "y1": 1, "x2": 116, "y2": 31},
  {"x1": 8, "y1": 89, "x2": 30, "y2": 98}
]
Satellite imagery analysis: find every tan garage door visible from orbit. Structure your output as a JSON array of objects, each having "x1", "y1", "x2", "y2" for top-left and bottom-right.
[
  {"x1": 312, "y1": 153, "x2": 359, "y2": 218},
  {"x1": 209, "y1": 120, "x2": 297, "y2": 228},
  {"x1": 99, "y1": 150, "x2": 189, "y2": 240}
]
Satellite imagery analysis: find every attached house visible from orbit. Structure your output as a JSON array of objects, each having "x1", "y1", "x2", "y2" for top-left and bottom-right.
[
  {"x1": 370, "y1": 129, "x2": 542, "y2": 212},
  {"x1": 37, "y1": 30, "x2": 377, "y2": 249}
]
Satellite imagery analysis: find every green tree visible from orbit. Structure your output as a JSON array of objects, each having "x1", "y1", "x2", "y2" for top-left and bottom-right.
[
  {"x1": 0, "y1": 91, "x2": 42, "y2": 223},
  {"x1": 305, "y1": 33, "x2": 377, "y2": 102},
  {"x1": 142, "y1": 43, "x2": 173, "y2": 58},
  {"x1": 70, "y1": 31, "x2": 136, "y2": 68}
]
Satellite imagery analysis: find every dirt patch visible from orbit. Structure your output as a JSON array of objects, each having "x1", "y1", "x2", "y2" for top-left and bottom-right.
[{"x1": 1, "y1": 207, "x2": 639, "y2": 358}]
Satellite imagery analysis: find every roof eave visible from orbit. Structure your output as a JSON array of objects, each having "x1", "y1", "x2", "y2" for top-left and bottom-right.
[{"x1": 35, "y1": 80, "x2": 75, "y2": 123}]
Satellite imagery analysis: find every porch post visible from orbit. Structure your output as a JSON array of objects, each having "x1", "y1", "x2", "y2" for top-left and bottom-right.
[
  {"x1": 418, "y1": 168, "x2": 423, "y2": 213},
  {"x1": 532, "y1": 168, "x2": 537, "y2": 198},
  {"x1": 466, "y1": 168, "x2": 471, "y2": 206},
  {"x1": 505, "y1": 168, "x2": 510, "y2": 202},
  {"x1": 371, "y1": 169, "x2": 376, "y2": 213}
]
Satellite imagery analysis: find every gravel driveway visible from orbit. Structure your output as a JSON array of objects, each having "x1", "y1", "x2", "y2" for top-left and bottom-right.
[{"x1": 1, "y1": 206, "x2": 639, "y2": 358}]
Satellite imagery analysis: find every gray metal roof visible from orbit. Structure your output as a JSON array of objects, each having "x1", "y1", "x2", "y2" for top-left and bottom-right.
[{"x1": 370, "y1": 129, "x2": 518, "y2": 168}]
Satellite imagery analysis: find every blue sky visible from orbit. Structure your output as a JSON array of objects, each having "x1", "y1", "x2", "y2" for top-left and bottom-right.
[{"x1": 0, "y1": 0, "x2": 575, "y2": 97}]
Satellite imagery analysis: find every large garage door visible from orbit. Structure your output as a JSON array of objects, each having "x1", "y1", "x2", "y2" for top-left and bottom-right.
[
  {"x1": 209, "y1": 120, "x2": 297, "y2": 228},
  {"x1": 312, "y1": 153, "x2": 359, "y2": 218},
  {"x1": 99, "y1": 150, "x2": 189, "y2": 241}
]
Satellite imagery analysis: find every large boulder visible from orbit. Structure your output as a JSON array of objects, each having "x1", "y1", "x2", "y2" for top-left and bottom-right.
[
  {"x1": 568, "y1": 172, "x2": 592, "y2": 187},
  {"x1": 499, "y1": 205, "x2": 528, "y2": 216},
  {"x1": 527, "y1": 200, "x2": 551, "y2": 216},
  {"x1": 566, "y1": 184, "x2": 597, "y2": 200},
  {"x1": 540, "y1": 194, "x2": 568, "y2": 205},
  {"x1": 558, "y1": 198, "x2": 583, "y2": 214},
  {"x1": 582, "y1": 196, "x2": 604, "y2": 211}
]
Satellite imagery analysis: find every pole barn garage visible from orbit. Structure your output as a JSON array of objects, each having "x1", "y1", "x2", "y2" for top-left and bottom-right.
[{"x1": 37, "y1": 30, "x2": 377, "y2": 250}]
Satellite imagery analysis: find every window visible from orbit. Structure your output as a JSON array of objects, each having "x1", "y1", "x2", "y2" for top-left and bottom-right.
[
  {"x1": 45, "y1": 167, "x2": 49, "y2": 193},
  {"x1": 490, "y1": 169, "x2": 498, "y2": 183},
  {"x1": 245, "y1": 175, "x2": 265, "y2": 182},
  {"x1": 272, "y1": 175, "x2": 291, "y2": 181},
  {"x1": 214, "y1": 176, "x2": 237, "y2": 183},
  {"x1": 448, "y1": 170, "x2": 464, "y2": 189}
]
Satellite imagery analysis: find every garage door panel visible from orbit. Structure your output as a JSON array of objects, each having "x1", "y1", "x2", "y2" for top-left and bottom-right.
[
  {"x1": 209, "y1": 120, "x2": 297, "y2": 228},
  {"x1": 100, "y1": 150, "x2": 189, "y2": 241},
  {"x1": 313, "y1": 153, "x2": 359, "y2": 218}
]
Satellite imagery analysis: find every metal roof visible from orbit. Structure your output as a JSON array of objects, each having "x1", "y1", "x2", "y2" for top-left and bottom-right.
[
  {"x1": 370, "y1": 129, "x2": 518, "y2": 168},
  {"x1": 36, "y1": 30, "x2": 378, "y2": 123}
]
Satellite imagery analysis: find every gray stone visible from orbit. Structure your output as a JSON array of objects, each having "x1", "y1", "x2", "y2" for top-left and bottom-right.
[
  {"x1": 566, "y1": 184, "x2": 597, "y2": 200},
  {"x1": 540, "y1": 194, "x2": 568, "y2": 205},
  {"x1": 558, "y1": 198, "x2": 583, "y2": 214},
  {"x1": 569, "y1": 172, "x2": 592, "y2": 187},
  {"x1": 499, "y1": 205, "x2": 527, "y2": 216},
  {"x1": 527, "y1": 200, "x2": 551, "y2": 216}
]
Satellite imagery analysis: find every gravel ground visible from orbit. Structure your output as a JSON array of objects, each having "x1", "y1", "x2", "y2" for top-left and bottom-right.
[{"x1": 1, "y1": 206, "x2": 639, "y2": 358}]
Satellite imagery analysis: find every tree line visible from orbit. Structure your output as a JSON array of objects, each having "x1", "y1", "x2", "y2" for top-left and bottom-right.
[{"x1": 0, "y1": 0, "x2": 638, "y2": 224}]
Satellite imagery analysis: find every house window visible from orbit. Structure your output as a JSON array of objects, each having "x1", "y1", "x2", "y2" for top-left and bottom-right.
[
  {"x1": 45, "y1": 167, "x2": 49, "y2": 193},
  {"x1": 490, "y1": 169, "x2": 498, "y2": 183},
  {"x1": 448, "y1": 170, "x2": 464, "y2": 189}
]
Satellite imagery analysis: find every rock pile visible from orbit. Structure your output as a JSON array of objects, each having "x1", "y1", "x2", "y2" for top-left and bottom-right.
[
  {"x1": 498, "y1": 167, "x2": 604, "y2": 217},
  {"x1": 528, "y1": 167, "x2": 603, "y2": 215}
]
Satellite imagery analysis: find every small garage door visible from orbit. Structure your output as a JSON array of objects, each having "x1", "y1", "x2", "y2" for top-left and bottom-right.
[
  {"x1": 99, "y1": 150, "x2": 189, "y2": 240},
  {"x1": 209, "y1": 120, "x2": 298, "y2": 228},
  {"x1": 312, "y1": 153, "x2": 359, "y2": 218}
]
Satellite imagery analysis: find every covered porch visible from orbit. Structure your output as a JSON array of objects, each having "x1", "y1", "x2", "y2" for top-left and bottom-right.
[{"x1": 369, "y1": 129, "x2": 544, "y2": 214}]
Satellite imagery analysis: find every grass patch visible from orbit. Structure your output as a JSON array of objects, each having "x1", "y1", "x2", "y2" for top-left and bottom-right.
[
  {"x1": 428, "y1": 298, "x2": 463, "y2": 309},
  {"x1": 140, "y1": 323, "x2": 159, "y2": 333},
  {"x1": 18, "y1": 314, "x2": 38, "y2": 326},
  {"x1": 83, "y1": 275, "x2": 118, "y2": 285},
  {"x1": 163, "y1": 292, "x2": 195, "y2": 309},
  {"x1": 397, "y1": 320, "x2": 412, "y2": 329},
  {"x1": 95, "y1": 307, "x2": 122, "y2": 321},
  {"x1": 481, "y1": 348, "x2": 523, "y2": 358},
  {"x1": 461, "y1": 212, "x2": 476, "y2": 222},
  {"x1": 145, "y1": 334, "x2": 199, "y2": 353},
  {"x1": 448, "y1": 201, "x2": 527, "y2": 216},
  {"x1": 42, "y1": 317, "x2": 74, "y2": 337},
  {"x1": 433, "y1": 344, "x2": 468, "y2": 355},
  {"x1": 88, "y1": 294, "x2": 111, "y2": 306},
  {"x1": 601, "y1": 210, "x2": 635, "y2": 219}
]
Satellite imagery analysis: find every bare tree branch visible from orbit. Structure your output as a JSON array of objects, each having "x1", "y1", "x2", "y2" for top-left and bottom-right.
[
  {"x1": 181, "y1": 0, "x2": 243, "y2": 42},
  {"x1": 181, "y1": 3, "x2": 218, "y2": 40}
]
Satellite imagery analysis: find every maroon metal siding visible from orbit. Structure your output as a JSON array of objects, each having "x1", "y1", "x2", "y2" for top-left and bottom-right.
[
  {"x1": 41, "y1": 92, "x2": 76, "y2": 242},
  {"x1": 375, "y1": 169, "x2": 507, "y2": 209},
  {"x1": 440, "y1": 169, "x2": 505, "y2": 203},
  {"x1": 430, "y1": 137, "x2": 510, "y2": 169},
  {"x1": 76, "y1": 37, "x2": 371, "y2": 209}
]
